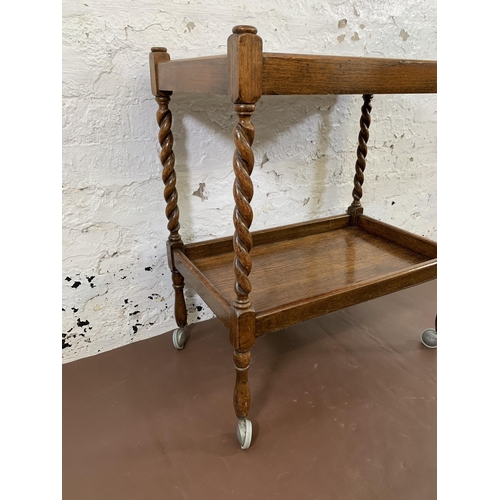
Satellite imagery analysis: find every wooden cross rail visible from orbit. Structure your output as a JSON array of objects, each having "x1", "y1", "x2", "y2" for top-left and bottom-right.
[{"x1": 151, "y1": 53, "x2": 436, "y2": 96}]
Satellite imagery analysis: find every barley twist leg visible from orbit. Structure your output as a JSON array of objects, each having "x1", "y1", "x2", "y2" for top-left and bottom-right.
[
  {"x1": 232, "y1": 103, "x2": 255, "y2": 309},
  {"x1": 156, "y1": 94, "x2": 187, "y2": 348},
  {"x1": 231, "y1": 103, "x2": 256, "y2": 448},
  {"x1": 348, "y1": 94, "x2": 373, "y2": 221}
]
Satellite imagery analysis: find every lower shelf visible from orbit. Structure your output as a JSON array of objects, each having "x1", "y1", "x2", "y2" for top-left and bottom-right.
[{"x1": 174, "y1": 213, "x2": 437, "y2": 336}]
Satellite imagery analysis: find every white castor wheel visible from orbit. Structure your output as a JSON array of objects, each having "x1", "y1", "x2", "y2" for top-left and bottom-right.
[
  {"x1": 237, "y1": 418, "x2": 252, "y2": 450},
  {"x1": 172, "y1": 328, "x2": 186, "y2": 350},
  {"x1": 421, "y1": 328, "x2": 437, "y2": 349}
]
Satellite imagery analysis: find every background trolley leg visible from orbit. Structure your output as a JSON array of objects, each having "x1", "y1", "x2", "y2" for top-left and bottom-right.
[
  {"x1": 152, "y1": 54, "x2": 189, "y2": 350},
  {"x1": 347, "y1": 93, "x2": 373, "y2": 223}
]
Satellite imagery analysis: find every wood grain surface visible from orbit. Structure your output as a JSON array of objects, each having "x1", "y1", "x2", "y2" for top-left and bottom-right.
[
  {"x1": 262, "y1": 53, "x2": 437, "y2": 95},
  {"x1": 358, "y1": 215, "x2": 437, "y2": 258},
  {"x1": 184, "y1": 214, "x2": 351, "y2": 260},
  {"x1": 153, "y1": 52, "x2": 436, "y2": 96},
  {"x1": 227, "y1": 26, "x2": 262, "y2": 104},
  {"x1": 191, "y1": 225, "x2": 436, "y2": 334},
  {"x1": 156, "y1": 55, "x2": 228, "y2": 95}
]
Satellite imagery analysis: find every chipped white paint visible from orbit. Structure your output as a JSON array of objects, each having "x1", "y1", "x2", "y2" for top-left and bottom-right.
[{"x1": 62, "y1": 0, "x2": 437, "y2": 362}]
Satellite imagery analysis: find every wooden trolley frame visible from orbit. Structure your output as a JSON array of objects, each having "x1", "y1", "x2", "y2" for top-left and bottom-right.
[{"x1": 149, "y1": 25, "x2": 437, "y2": 449}]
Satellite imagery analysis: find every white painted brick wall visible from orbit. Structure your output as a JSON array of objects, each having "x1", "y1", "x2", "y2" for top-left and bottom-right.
[{"x1": 62, "y1": 0, "x2": 437, "y2": 362}]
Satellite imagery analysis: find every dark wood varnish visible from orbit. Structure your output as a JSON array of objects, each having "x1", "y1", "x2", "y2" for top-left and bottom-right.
[
  {"x1": 228, "y1": 26, "x2": 263, "y2": 104},
  {"x1": 157, "y1": 55, "x2": 228, "y2": 95},
  {"x1": 233, "y1": 349, "x2": 251, "y2": 419},
  {"x1": 153, "y1": 51, "x2": 437, "y2": 96},
  {"x1": 231, "y1": 103, "x2": 256, "y2": 310},
  {"x1": 227, "y1": 26, "x2": 263, "y2": 420},
  {"x1": 172, "y1": 214, "x2": 437, "y2": 337},
  {"x1": 189, "y1": 223, "x2": 436, "y2": 335},
  {"x1": 154, "y1": 90, "x2": 187, "y2": 328},
  {"x1": 149, "y1": 26, "x2": 437, "y2": 447},
  {"x1": 184, "y1": 214, "x2": 351, "y2": 261},
  {"x1": 358, "y1": 214, "x2": 437, "y2": 259},
  {"x1": 174, "y1": 250, "x2": 231, "y2": 329},
  {"x1": 348, "y1": 94, "x2": 373, "y2": 222},
  {"x1": 262, "y1": 53, "x2": 437, "y2": 95}
]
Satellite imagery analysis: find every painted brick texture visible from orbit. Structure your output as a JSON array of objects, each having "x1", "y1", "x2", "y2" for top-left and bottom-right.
[{"x1": 62, "y1": 0, "x2": 437, "y2": 362}]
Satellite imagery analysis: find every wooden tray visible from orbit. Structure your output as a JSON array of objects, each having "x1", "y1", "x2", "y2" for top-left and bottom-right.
[{"x1": 175, "y1": 213, "x2": 436, "y2": 336}]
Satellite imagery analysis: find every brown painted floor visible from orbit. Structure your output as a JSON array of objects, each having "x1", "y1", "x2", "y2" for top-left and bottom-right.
[{"x1": 63, "y1": 281, "x2": 436, "y2": 500}]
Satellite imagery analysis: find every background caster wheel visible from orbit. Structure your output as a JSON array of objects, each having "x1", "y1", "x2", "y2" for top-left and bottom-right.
[
  {"x1": 237, "y1": 418, "x2": 252, "y2": 450},
  {"x1": 421, "y1": 328, "x2": 437, "y2": 349},
  {"x1": 172, "y1": 328, "x2": 186, "y2": 350}
]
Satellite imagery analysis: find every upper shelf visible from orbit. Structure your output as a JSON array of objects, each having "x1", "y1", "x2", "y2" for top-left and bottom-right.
[
  {"x1": 150, "y1": 25, "x2": 436, "y2": 99},
  {"x1": 154, "y1": 53, "x2": 437, "y2": 96}
]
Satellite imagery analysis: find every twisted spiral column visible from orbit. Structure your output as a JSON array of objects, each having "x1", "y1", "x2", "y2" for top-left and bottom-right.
[
  {"x1": 156, "y1": 93, "x2": 187, "y2": 328},
  {"x1": 156, "y1": 94, "x2": 181, "y2": 243},
  {"x1": 349, "y1": 94, "x2": 373, "y2": 216},
  {"x1": 232, "y1": 104, "x2": 256, "y2": 309}
]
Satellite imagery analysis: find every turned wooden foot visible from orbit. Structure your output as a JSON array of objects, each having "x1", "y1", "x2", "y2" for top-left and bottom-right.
[
  {"x1": 171, "y1": 270, "x2": 188, "y2": 349},
  {"x1": 233, "y1": 349, "x2": 252, "y2": 449},
  {"x1": 172, "y1": 270, "x2": 187, "y2": 328}
]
